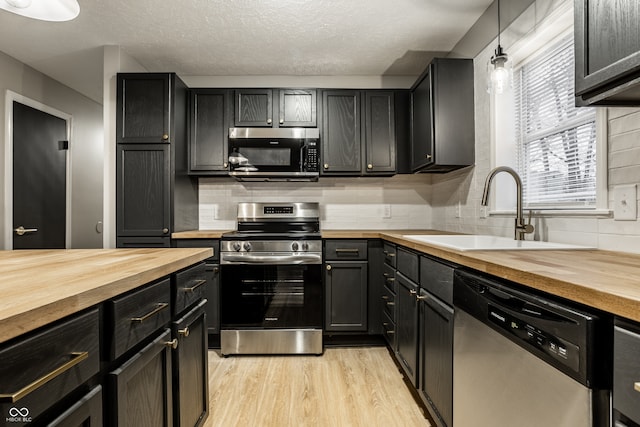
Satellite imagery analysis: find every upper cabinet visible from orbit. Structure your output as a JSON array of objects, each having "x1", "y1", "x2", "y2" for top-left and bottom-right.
[
  {"x1": 410, "y1": 58, "x2": 474, "y2": 172},
  {"x1": 321, "y1": 90, "x2": 400, "y2": 176},
  {"x1": 189, "y1": 88, "x2": 231, "y2": 175},
  {"x1": 234, "y1": 89, "x2": 317, "y2": 127},
  {"x1": 574, "y1": 0, "x2": 640, "y2": 105},
  {"x1": 116, "y1": 73, "x2": 172, "y2": 143}
]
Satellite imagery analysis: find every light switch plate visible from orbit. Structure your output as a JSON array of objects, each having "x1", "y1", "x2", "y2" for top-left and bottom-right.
[{"x1": 613, "y1": 184, "x2": 637, "y2": 221}]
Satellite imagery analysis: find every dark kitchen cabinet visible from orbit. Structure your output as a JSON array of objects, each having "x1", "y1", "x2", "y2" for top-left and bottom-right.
[
  {"x1": 321, "y1": 90, "x2": 361, "y2": 174},
  {"x1": 47, "y1": 385, "x2": 103, "y2": 427},
  {"x1": 321, "y1": 90, "x2": 397, "y2": 176},
  {"x1": 574, "y1": 0, "x2": 640, "y2": 105},
  {"x1": 116, "y1": 73, "x2": 172, "y2": 143},
  {"x1": 613, "y1": 319, "x2": 640, "y2": 426},
  {"x1": 172, "y1": 300, "x2": 208, "y2": 427},
  {"x1": 234, "y1": 89, "x2": 317, "y2": 127},
  {"x1": 418, "y1": 255, "x2": 455, "y2": 427},
  {"x1": 324, "y1": 239, "x2": 368, "y2": 332},
  {"x1": 381, "y1": 243, "x2": 398, "y2": 349},
  {"x1": 116, "y1": 144, "x2": 171, "y2": 243},
  {"x1": 109, "y1": 329, "x2": 174, "y2": 427},
  {"x1": 116, "y1": 73, "x2": 198, "y2": 248},
  {"x1": 410, "y1": 58, "x2": 474, "y2": 172},
  {"x1": 188, "y1": 89, "x2": 231, "y2": 175},
  {"x1": 396, "y1": 271, "x2": 419, "y2": 387}
]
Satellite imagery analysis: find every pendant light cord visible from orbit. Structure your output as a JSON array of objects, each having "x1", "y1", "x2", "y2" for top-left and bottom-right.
[{"x1": 497, "y1": 0, "x2": 501, "y2": 47}]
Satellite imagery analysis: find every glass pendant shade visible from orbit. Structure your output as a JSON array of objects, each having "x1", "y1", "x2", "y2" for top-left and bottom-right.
[{"x1": 0, "y1": 0, "x2": 79, "y2": 21}]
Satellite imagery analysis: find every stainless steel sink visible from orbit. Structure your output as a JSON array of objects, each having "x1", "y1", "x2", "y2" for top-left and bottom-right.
[{"x1": 402, "y1": 234, "x2": 594, "y2": 251}]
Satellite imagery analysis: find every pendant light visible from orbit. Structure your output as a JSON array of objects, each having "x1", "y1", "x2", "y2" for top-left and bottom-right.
[
  {"x1": 489, "y1": 0, "x2": 510, "y2": 94},
  {"x1": 0, "y1": 0, "x2": 79, "y2": 21}
]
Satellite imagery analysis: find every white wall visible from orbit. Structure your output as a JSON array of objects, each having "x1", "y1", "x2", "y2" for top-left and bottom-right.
[
  {"x1": 432, "y1": 0, "x2": 640, "y2": 254},
  {"x1": 199, "y1": 174, "x2": 433, "y2": 230},
  {"x1": 0, "y1": 50, "x2": 104, "y2": 248}
]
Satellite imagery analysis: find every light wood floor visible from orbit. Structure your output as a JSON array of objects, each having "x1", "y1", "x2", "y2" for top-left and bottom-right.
[{"x1": 204, "y1": 346, "x2": 431, "y2": 427}]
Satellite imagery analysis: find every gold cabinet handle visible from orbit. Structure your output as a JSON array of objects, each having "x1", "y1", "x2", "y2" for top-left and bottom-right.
[
  {"x1": 326, "y1": 264, "x2": 332, "y2": 271},
  {"x1": 635, "y1": 382, "x2": 640, "y2": 393},
  {"x1": 386, "y1": 301, "x2": 395, "y2": 306},
  {"x1": 178, "y1": 327, "x2": 190, "y2": 337},
  {"x1": 335, "y1": 248, "x2": 359, "y2": 254},
  {"x1": 162, "y1": 134, "x2": 169, "y2": 141},
  {"x1": 426, "y1": 154, "x2": 432, "y2": 160},
  {"x1": 382, "y1": 295, "x2": 389, "y2": 300},
  {"x1": 416, "y1": 295, "x2": 427, "y2": 301},
  {"x1": 130, "y1": 302, "x2": 169, "y2": 323},
  {"x1": 183, "y1": 279, "x2": 206, "y2": 293},
  {"x1": 279, "y1": 118, "x2": 284, "y2": 124},
  {"x1": 409, "y1": 289, "x2": 417, "y2": 295},
  {"x1": 162, "y1": 228, "x2": 169, "y2": 234},
  {"x1": 367, "y1": 164, "x2": 373, "y2": 169},
  {"x1": 267, "y1": 118, "x2": 273, "y2": 125},
  {"x1": 0, "y1": 351, "x2": 89, "y2": 403},
  {"x1": 165, "y1": 339, "x2": 178, "y2": 349},
  {"x1": 323, "y1": 163, "x2": 329, "y2": 170},
  {"x1": 14, "y1": 226, "x2": 38, "y2": 236}
]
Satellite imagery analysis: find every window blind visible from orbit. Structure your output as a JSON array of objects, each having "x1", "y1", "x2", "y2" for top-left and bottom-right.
[{"x1": 514, "y1": 35, "x2": 597, "y2": 208}]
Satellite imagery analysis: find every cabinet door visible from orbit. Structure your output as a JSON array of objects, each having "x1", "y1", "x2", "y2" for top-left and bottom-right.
[
  {"x1": 411, "y1": 66, "x2": 434, "y2": 171},
  {"x1": 109, "y1": 329, "x2": 173, "y2": 427},
  {"x1": 189, "y1": 89, "x2": 230, "y2": 174},
  {"x1": 234, "y1": 89, "x2": 273, "y2": 127},
  {"x1": 575, "y1": 0, "x2": 640, "y2": 103},
  {"x1": 396, "y1": 273, "x2": 419, "y2": 386},
  {"x1": 206, "y1": 263, "x2": 220, "y2": 335},
  {"x1": 364, "y1": 91, "x2": 396, "y2": 174},
  {"x1": 279, "y1": 89, "x2": 317, "y2": 127},
  {"x1": 116, "y1": 144, "x2": 171, "y2": 239},
  {"x1": 321, "y1": 90, "x2": 362, "y2": 175},
  {"x1": 420, "y1": 291, "x2": 454, "y2": 427},
  {"x1": 47, "y1": 385, "x2": 103, "y2": 427},
  {"x1": 173, "y1": 300, "x2": 208, "y2": 427},
  {"x1": 324, "y1": 261, "x2": 368, "y2": 331},
  {"x1": 614, "y1": 323, "x2": 640, "y2": 425},
  {"x1": 117, "y1": 73, "x2": 171, "y2": 143}
]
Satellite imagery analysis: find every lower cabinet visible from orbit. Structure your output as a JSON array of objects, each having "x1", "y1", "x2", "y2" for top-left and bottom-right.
[
  {"x1": 614, "y1": 319, "x2": 640, "y2": 426},
  {"x1": 324, "y1": 261, "x2": 368, "y2": 331},
  {"x1": 396, "y1": 272, "x2": 419, "y2": 386},
  {"x1": 109, "y1": 329, "x2": 174, "y2": 427},
  {"x1": 418, "y1": 290, "x2": 453, "y2": 427},
  {"x1": 172, "y1": 300, "x2": 209, "y2": 427}
]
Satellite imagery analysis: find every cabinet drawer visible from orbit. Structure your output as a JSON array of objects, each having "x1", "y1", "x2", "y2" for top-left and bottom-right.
[
  {"x1": 324, "y1": 240, "x2": 367, "y2": 260},
  {"x1": 48, "y1": 385, "x2": 102, "y2": 427},
  {"x1": 382, "y1": 263, "x2": 396, "y2": 293},
  {"x1": 382, "y1": 311, "x2": 396, "y2": 349},
  {"x1": 614, "y1": 323, "x2": 640, "y2": 425},
  {"x1": 383, "y1": 242, "x2": 397, "y2": 267},
  {"x1": 419, "y1": 256, "x2": 455, "y2": 305},
  {"x1": 108, "y1": 278, "x2": 171, "y2": 360},
  {"x1": 0, "y1": 309, "x2": 100, "y2": 425},
  {"x1": 397, "y1": 247, "x2": 419, "y2": 282},
  {"x1": 173, "y1": 262, "x2": 208, "y2": 315},
  {"x1": 382, "y1": 285, "x2": 396, "y2": 322}
]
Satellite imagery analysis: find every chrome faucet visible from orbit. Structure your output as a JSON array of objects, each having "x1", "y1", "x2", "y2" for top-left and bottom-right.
[{"x1": 481, "y1": 166, "x2": 534, "y2": 240}]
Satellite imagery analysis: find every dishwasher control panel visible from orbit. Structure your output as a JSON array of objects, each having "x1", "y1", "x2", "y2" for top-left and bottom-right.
[{"x1": 488, "y1": 305, "x2": 580, "y2": 373}]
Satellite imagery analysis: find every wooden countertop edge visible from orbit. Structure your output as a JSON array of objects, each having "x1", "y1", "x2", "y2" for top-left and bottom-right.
[{"x1": 0, "y1": 248, "x2": 212, "y2": 343}]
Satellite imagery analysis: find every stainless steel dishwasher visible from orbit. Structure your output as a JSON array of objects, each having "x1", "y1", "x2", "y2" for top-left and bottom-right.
[{"x1": 453, "y1": 269, "x2": 612, "y2": 427}]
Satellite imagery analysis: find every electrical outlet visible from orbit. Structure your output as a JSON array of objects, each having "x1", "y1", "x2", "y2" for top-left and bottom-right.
[
  {"x1": 479, "y1": 206, "x2": 488, "y2": 219},
  {"x1": 382, "y1": 204, "x2": 392, "y2": 218},
  {"x1": 614, "y1": 184, "x2": 637, "y2": 221}
]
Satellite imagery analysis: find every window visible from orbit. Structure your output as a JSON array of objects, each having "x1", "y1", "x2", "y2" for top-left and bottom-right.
[{"x1": 513, "y1": 35, "x2": 597, "y2": 209}]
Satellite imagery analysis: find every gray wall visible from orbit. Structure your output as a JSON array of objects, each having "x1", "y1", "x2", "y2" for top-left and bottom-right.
[{"x1": 0, "y1": 50, "x2": 104, "y2": 249}]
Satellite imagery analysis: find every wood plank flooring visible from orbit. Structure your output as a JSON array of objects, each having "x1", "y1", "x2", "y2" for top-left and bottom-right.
[{"x1": 205, "y1": 347, "x2": 431, "y2": 427}]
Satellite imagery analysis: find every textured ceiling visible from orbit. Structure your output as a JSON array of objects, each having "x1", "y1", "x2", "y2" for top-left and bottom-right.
[{"x1": 0, "y1": 0, "x2": 493, "y2": 102}]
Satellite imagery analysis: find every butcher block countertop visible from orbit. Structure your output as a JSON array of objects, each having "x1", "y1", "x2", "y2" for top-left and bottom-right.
[
  {"x1": 323, "y1": 229, "x2": 640, "y2": 324},
  {"x1": 0, "y1": 248, "x2": 213, "y2": 343}
]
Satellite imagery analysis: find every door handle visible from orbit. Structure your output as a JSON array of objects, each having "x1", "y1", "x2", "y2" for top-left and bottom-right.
[{"x1": 14, "y1": 226, "x2": 38, "y2": 236}]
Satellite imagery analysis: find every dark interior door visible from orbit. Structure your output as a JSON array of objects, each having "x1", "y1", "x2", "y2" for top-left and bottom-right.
[{"x1": 12, "y1": 101, "x2": 67, "y2": 249}]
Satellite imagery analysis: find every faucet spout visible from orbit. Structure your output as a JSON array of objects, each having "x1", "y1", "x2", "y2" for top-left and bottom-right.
[{"x1": 481, "y1": 166, "x2": 534, "y2": 240}]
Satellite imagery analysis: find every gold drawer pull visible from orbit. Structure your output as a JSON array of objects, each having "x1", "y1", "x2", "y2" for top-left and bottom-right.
[
  {"x1": 0, "y1": 351, "x2": 89, "y2": 403},
  {"x1": 130, "y1": 302, "x2": 169, "y2": 323},
  {"x1": 335, "y1": 248, "x2": 359, "y2": 254},
  {"x1": 183, "y1": 279, "x2": 206, "y2": 293},
  {"x1": 635, "y1": 382, "x2": 640, "y2": 393}
]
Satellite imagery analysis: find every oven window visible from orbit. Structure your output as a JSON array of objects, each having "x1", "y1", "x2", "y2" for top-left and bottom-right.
[
  {"x1": 220, "y1": 264, "x2": 322, "y2": 328},
  {"x1": 240, "y1": 147, "x2": 291, "y2": 166}
]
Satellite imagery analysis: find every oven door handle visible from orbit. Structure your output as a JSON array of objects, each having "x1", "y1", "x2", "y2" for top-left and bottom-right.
[{"x1": 221, "y1": 253, "x2": 322, "y2": 265}]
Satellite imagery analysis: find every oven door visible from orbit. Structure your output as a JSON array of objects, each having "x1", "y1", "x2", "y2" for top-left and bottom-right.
[{"x1": 220, "y1": 263, "x2": 322, "y2": 329}]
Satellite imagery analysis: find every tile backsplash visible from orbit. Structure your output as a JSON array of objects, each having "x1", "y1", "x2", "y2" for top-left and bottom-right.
[{"x1": 198, "y1": 174, "x2": 433, "y2": 230}]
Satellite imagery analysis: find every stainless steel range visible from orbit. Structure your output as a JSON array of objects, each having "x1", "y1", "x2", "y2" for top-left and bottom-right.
[{"x1": 219, "y1": 202, "x2": 323, "y2": 355}]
